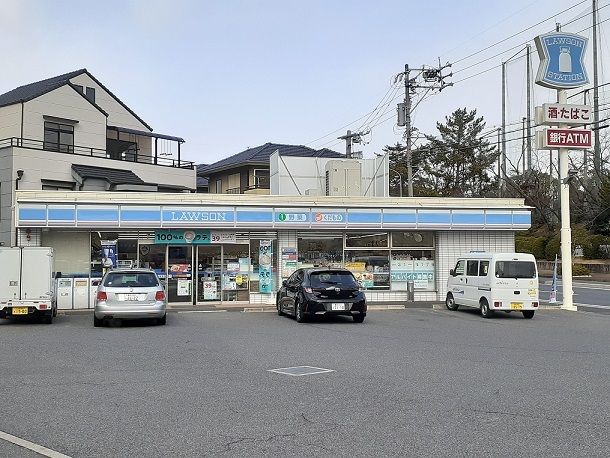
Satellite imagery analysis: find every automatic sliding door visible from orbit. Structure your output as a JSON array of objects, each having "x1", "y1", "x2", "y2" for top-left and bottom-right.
[
  {"x1": 221, "y1": 244, "x2": 250, "y2": 302},
  {"x1": 167, "y1": 246, "x2": 193, "y2": 303},
  {"x1": 197, "y1": 245, "x2": 221, "y2": 302}
]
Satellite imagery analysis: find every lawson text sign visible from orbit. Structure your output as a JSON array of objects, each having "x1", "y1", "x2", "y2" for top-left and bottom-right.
[{"x1": 535, "y1": 32, "x2": 588, "y2": 89}]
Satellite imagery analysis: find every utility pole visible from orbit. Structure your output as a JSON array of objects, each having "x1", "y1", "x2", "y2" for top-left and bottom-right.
[
  {"x1": 404, "y1": 64, "x2": 414, "y2": 197},
  {"x1": 501, "y1": 61, "x2": 507, "y2": 193},
  {"x1": 584, "y1": 88, "x2": 590, "y2": 174},
  {"x1": 592, "y1": 0, "x2": 601, "y2": 179},
  {"x1": 497, "y1": 128, "x2": 502, "y2": 196},
  {"x1": 396, "y1": 61, "x2": 452, "y2": 197},
  {"x1": 522, "y1": 117, "x2": 527, "y2": 174},
  {"x1": 338, "y1": 130, "x2": 367, "y2": 159},
  {"x1": 526, "y1": 44, "x2": 532, "y2": 172}
]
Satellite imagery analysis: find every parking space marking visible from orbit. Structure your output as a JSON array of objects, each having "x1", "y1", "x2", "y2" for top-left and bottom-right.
[
  {"x1": 177, "y1": 310, "x2": 228, "y2": 313},
  {"x1": 267, "y1": 365, "x2": 335, "y2": 376},
  {"x1": 575, "y1": 303, "x2": 610, "y2": 310},
  {"x1": 0, "y1": 430, "x2": 71, "y2": 458}
]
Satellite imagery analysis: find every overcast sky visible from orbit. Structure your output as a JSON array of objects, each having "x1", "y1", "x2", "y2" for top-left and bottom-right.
[{"x1": 1, "y1": 0, "x2": 608, "y2": 167}]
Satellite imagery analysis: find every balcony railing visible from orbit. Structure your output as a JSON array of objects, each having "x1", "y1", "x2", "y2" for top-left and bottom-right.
[
  {"x1": 0, "y1": 137, "x2": 194, "y2": 169},
  {"x1": 244, "y1": 175, "x2": 270, "y2": 192}
]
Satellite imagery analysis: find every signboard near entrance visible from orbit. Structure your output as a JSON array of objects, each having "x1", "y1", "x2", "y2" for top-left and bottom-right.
[
  {"x1": 259, "y1": 240, "x2": 273, "y2": 293},
  {"x1": 154, "y1": 230, "x2": 236, "y2": 244}
]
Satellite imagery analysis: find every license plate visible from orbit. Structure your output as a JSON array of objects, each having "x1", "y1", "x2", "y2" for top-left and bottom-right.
[
  {"x1": 331, "y1": 303, "x2": 345, "y2": 311},
  {"x1": 12, "y1": 307, "x2": 29, "y2": 315},
  {"x1": 510, "y1": 302, "x2": 524, "y2": 310},
  {"x1": 119, "y1": 294, "x2": 145, "y2": 301}
]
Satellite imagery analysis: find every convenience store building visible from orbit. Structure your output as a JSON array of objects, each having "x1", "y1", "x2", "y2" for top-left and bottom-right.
[{"x1": 15, "y1": 190, "x2": 531, "y2": 308}]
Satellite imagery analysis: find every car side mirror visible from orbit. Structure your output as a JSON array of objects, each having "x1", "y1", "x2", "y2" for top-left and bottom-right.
[
  {"x1": 282, "y1": 280, "x2": 287, "y2": 287},
  {"x1": 449, "y1": 269, "x2": 455, "y2": 277}
]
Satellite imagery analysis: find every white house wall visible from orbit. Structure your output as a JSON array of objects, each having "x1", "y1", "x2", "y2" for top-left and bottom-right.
[
  {"x1": 0, "y1": 104, "x2": 21, "y2": 140},
  {"x1": 0, "y1": 151, "x2": 14, "y2": 246},
  {"x1": 70, "y1": 73, "x2": 150, "y2": 132},
  {"x1": 9, "y1": 147, "x2": 196, "y2": 191},
  {"x1": 23, "y1": 85, "x2": 107, "y2": 150}
]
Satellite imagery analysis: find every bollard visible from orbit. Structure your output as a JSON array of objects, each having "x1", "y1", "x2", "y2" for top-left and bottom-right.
[{"x1": 407, "y1": 280, "x2": 415, "y2": 302}]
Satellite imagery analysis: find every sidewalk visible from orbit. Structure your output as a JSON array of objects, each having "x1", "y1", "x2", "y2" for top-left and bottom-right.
[{"x1": 59, "y1": 301, "x2": 439, "y2": 314}]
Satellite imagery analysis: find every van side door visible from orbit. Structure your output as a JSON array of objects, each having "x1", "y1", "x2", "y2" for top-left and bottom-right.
[
  {"x1": 448, "y1": 260, "x2": 467, "y2": 305},
  {"x1": 465, "y1": 260, "x2": 480, "y2": 307}
]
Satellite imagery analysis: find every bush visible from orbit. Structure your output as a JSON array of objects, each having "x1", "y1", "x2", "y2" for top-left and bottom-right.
[
  {"x1": 572, "y1": 264, "x2": 591, "y2": 276},
  {"x1": 516, "y1": 235, "x2": 549, "y2": 260},
  {"x1": 558, "y1": 263, "x2": 591, "y2": 276},
  {"x1": 545, "y1": 235, "x2": 561, "y2": 260}
]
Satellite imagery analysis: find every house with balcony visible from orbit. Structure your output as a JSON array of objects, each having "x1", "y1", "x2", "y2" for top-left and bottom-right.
[
  {"x1": 0, "y1": 68, "x2": 195, "y2": 246},
  {"x1": 197, "y1": 143, "x2": 343, "y2": 194}
]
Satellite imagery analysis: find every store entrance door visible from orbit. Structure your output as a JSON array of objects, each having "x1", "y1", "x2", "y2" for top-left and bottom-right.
[
  {"x1": 221, "y1": 244, "x2": 250, "y2": 302},
  {"x1": 167, "y1": 246, "x2": 193, "y2": 304},
  {"x1": 196, "y1": 245, "x2": 222, "y2": 302}
]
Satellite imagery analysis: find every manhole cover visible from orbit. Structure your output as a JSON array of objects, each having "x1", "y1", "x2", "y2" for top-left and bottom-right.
[{"x1": 267, "y1": 366, "x2": 335, "y2": 377}]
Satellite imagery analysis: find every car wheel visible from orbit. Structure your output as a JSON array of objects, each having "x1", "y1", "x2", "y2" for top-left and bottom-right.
[
  {"x1": 93, "y1": 315, "x2": 104, "y2": 327},
  {"x1": 276, "y1": 296, "x2": 284, "y2": 316},
  {"x1": 295, "y1": 299, "x2": 306, "y2": 323},
  {"x1": 157, "y1": 314, "x2": 167, "y2": 325},
  {"x1": 42, "y1": 314, "x2": 53, "y2": 324},
  {"x1": 353, "y1": 313, "x2": 365, "y2": 323},
  {"x1": 52, "y1": 307, "x2": 57, "y2": 317},
  {"x1": 522, "y1": 310, "x2": 535, "y2": 319},
  {"x1": 445, "y1": 293, "x2": 459, "y2": 311},
  {"x1": 480, "y1": 300, "x2": 493, "y2": 319}
]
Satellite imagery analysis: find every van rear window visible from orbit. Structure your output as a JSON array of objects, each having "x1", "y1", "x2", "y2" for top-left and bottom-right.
[{"x1": 494, "y1": 261, "x2": 536, "y2": 279}]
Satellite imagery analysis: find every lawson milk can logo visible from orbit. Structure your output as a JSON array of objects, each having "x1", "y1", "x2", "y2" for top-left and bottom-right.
[{"x1": 534, "y1": 32, "x2": 588, "y2": 89}]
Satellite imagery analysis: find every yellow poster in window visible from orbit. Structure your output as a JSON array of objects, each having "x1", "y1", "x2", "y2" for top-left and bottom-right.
[{"x1": 344, "y1": 262, "x2": 366, "y2": 272}]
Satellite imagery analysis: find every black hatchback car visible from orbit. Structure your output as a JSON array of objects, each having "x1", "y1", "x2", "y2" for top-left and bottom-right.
[{"x1": 276, "y1": 268, "x2": 367, "y2": 323}]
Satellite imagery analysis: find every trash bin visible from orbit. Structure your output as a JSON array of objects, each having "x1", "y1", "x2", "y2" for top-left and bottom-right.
[{"x1": 407, "y1": 280, "x2": 415, "y2": 302}]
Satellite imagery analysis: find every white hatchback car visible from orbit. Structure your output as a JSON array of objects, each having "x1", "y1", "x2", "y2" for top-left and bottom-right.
[
  {"x1": 94, "y1": 269, "x2": 167, "y2": 327},
  {"x1": 446, "y1": 252, "x2": 539, "y2": 319}
]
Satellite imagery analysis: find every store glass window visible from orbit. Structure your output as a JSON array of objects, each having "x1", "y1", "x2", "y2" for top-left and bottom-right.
[
  {"x1": 297, "y1": 237, "x2": 343, "y2": 268},
  {"x1": 345, "y1": 232, "x2": 388, "y2": 248},
  {"x1": 390, "y1": 250, "x2": 435, "y2": 291},
  {"x1": 391, "y1": 231, "x2": 434, "y2": 248},
  {"x1": 139, "y1": 244, "x2": 166, "y2": 280},
  {"x1": 344, "y1": 250, "x2": 390, "y2": 290}
]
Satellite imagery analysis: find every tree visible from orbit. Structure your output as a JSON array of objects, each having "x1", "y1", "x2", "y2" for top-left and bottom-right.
[{"x1": 417, "y1": 108, "x2": 499, "y2": 197}]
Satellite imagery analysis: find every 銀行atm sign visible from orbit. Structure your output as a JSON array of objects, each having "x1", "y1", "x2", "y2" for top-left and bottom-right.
[{"x1": 537, "y1": 128, "x2": 592, "y2": 149}]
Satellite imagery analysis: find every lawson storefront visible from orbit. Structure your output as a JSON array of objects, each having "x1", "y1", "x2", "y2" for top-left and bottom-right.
[{"x1": 15, "y1": 191, "x2": 531, "y2": 308}]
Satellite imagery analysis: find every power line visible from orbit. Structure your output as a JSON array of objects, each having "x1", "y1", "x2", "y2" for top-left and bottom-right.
[{"x1": 450, "y1": 0, "x2": 588, "y2": 65}]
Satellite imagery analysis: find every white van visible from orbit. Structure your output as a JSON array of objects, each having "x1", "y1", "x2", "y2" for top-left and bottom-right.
[{"x1": 446, "y1": 252, "x2": 539, "y2": 319}]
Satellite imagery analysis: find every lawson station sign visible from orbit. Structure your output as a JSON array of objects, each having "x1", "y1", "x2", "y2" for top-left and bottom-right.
[{"x1": 535, "y1": 32, "x2": 589, "y2": 89}]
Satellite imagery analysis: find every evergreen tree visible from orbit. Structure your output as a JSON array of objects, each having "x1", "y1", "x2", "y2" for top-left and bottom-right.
[{"x1": 419, "y1": 108, "x2": 498, "y2": 197}]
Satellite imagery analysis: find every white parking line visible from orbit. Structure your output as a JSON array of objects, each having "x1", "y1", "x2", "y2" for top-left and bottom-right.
[
  {"x1": 0, "y1": 430, "x2": 71, "y2": 458},
  {"x1": 177, "y1": 310, "x2": 228, "y2": 313},
  {"x1": 575, "y1": 303, "x2": 610, "y2": 310}
]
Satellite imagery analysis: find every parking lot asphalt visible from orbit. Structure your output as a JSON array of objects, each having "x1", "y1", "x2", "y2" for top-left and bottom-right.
[{"x1": 1, "y1": 308, "x2": 609, "y2": 457}]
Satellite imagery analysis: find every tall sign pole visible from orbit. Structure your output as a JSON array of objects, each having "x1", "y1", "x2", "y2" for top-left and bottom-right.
[{"x1": 535, "y1": 32, "x2": 590, "y2": 312}]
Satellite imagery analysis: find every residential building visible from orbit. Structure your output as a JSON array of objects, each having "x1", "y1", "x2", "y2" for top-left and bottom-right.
[
  {"x1": 0, "y1": 69, "x2": 196, "y2": 246},
  {"x1": 197, "y1": 143, "x2": 343, "y2": 194}
]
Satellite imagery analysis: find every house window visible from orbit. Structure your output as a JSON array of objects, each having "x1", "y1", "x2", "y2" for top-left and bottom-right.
[
  {"x1": 73, "y1": 84, "x2": 84, "y2": 94},
  {"x1": 215, "y1": 179, "x2": 222, "y2": 194},
  {"x1": 42, "y1": 180, "x2": 74, "y2": 191},
  {"x1": 43, "y1": 122, "x2": 74, "y2": 153},
  {"x1": 85, "y1": 87, "x2": 96, "y2": 103}
]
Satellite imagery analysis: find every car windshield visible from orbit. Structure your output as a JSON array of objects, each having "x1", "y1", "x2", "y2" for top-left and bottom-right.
[
  {"x1": 494, "y1": 261, "x2": 536, "y2": 279},
  {"x1": 104, "y1": 272, "x2": 159, "y2": 287},
  {"x1": 310, "y1": 271, "x2": 358, "y2": 288}
]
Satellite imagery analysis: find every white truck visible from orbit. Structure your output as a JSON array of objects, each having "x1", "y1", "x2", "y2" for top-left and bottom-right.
[
  {"x1": 446, "y1": 252, "x2": 539, "y2": 319},
  {"x1": 0, "y1": 247, "x2": 57, "y2": 324}
]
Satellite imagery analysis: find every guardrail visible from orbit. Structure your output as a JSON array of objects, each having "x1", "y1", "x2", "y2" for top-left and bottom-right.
[{"x1": 0, "y1": 137, "x2": 194, "y2": 169}]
